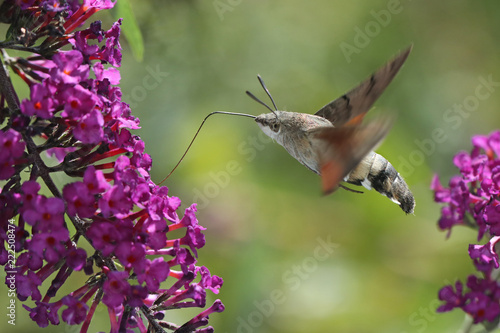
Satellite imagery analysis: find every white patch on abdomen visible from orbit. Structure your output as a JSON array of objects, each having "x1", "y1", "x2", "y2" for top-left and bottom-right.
[
  {"x1": 343, "y1": 172, "x2": 351, "y2": 182},
  {"x1": 361, "y1": 178, "x2": 372, "y2": 190}
]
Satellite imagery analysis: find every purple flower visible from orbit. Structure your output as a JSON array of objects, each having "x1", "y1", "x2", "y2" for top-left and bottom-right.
[
  {"x1": 430, "y1": 175, "x2": 450, "y2": 203},
  {"x1": 165, "y1": 240, "x2": 196, "y2": 273},
  {"x1": 483, "y1": 205, "x2": 500, "y2": 235},
  {"x1": 59, "y1": 85, "x2": 97, "y2": 119},
  {"x1": 66, "y1": 247, "x2": 87, "y2": 271},
  {"x1": 180, "y1": 203, "x2": 203, "y2": 227},
  {"x1": 432, "y1": 132, "x2": 500, "y2": 237},
  {"x1": 437, "y1": 281, "x2": 464, "y2": 312},
  {"x1": 137, "y1": 257, "x2": 170, "y2": 292},
  {"x1": 17, "y1": 249, "x2": 43, "y2": 271},
  {"x1": 17, "y1": 270, "x2": 42, "y2": 302},
  {"x1": 197, "y1": 266, "x2": 224, "y2": 294},
  {"x1": 102, "y1": 271, "x2": 130, "y2": 308},
  {"x1": 19, "y1": 180, "x2": 41, "y2": 212},
  {"x1": 61, "y1": 295, "x2": 88, "y2": 325},
  {"x1": 176, "y1": 299, "x2": 225, "y2": 333},
  {"x1": 93, "y1": 62, "x2": 120, "y2": 84},
  {"x1": 20, "y1": 83, "x2": 55, "y2": 118},
  {"x1": 83, "y1": 0, "x2": 116, "y2": 11},
  {"x1": 115, "y1": 241, "x2": 146, "y2": 271},
  {"x1": 142, "y1": 217, "x2": 167, "y2": 250},
  {"x1": 83, "y1": 165, "x2": 110, "y2": 194},
  {"x1": 0, "y1": 2, "x2": 224, "y2": 331},
  {"x1": 73, "y1": 109, "x2": 105, "y2": 144},
  {"x1": 63, "y1": 182, "x2": 96, "y2": 218},
  {"x1": 69, "y1": 30, "x2": 101, "y2": 57},
  {"x1": 468, "y1": 238, "x2": 500, "y2": 273},
  {"x1": 127, "y1": 285, "x2": 148, "y2": 308},
  {"x1": 86, "y1": 221, "x2": 119, "y2": 256},
  {"x1": 42, "y1": 0, "x2": 69, "y2": 12},
  {"x1": 50, "y1": 50, "x2": 89, "y2": 84},
  {"x1": 99, "y1": 19, "x2": 122, "y2": 66},
  {"x1": 131, "y1": 182, "x2": 151, "y2": 206},
  {"x1": 433, "y1": 130, "x2": 500, "y2": 325},
  {"x1": 168, "y1": 284, "x2": 207, "y2": 308},
  {"x1": 181, "y1": 226, "x2": 206, "y2": 257},
  {"x1": 22, "y1": 197, "x2": 65, "y2": 230},
  {"x1": 480, "y1": 167, "x2": 500, "y2": 197},
  {"x1": 30, "y1": 228, "x2": 70, "y2": 263},
  {"x1": 0, "y1": 129, "x2": 25, "y2": 180},
  {"x1": 472, "y1": 132, "x2": 500, "y2": 159},
  {"x1": 23, "y1": 301, "x2": 60, "y2": 328},
  {"x1": 464, "y1": 292, "x2": 500, "y2": 324},
  {"x1": 437, "y1": 206, "x2": 462, "y2": 236},
  {"x1": 98, "y1": 183, "x2": 132, "y2": 217}
]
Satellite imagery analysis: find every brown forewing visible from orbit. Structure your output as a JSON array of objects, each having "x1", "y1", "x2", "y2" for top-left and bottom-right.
[
  {"x1": 309, "y1": 118, "x2": 392, "y2": 194},
  {"x1": 314, "y1": 46, "x2": 412, "y2": 127}
]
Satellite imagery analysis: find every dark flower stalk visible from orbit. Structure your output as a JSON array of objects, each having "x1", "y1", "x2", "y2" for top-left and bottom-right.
[
  {"x1": 0, "y1": 1, "x2": 224, "y2": 332},
  {"x1": 432, "y1": 131, "x2": 500, "y2": 329}
]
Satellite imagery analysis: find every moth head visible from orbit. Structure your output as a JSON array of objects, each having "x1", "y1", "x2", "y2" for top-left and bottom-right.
[
  {"x1": 255, "y1": 112, "x2": 281, "y2": 138},
  {"x1": 246, "y1": 74, "x2": 280, "y2": 128}
]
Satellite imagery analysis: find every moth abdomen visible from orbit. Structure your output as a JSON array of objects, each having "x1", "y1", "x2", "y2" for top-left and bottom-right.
[{"x1": 346, "y1": 152, "x2": 415, "y2": 214}]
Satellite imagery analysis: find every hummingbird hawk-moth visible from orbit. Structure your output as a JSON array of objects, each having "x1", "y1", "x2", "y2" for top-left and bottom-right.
[
  {"x1": 161, "y1": 46, "x2": 415, "y2": 214},
  {"x1": 247, "y1": 46, "x2": 415, "y2": 214}
]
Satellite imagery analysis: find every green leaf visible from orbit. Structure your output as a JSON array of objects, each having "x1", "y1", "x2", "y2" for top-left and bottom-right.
[{"x1": 114, "y1": 0, "x2": 144, "y2": 61}]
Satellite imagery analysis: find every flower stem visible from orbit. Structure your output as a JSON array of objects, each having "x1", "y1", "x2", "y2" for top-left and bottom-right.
[
  {"x1": 0, "y1": 54, "x2": 20, "y2": 112},
  {"x1": 0, "y1": 55, "x2": 62, "y2": 197},
  {"x1": 458, "y1": 314, "x2": 474, "y2": 333}
]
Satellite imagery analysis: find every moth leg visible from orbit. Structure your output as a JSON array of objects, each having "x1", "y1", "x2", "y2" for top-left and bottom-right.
[{"x1": 339, "y1": 184, "x2": 364, "y2": 194}]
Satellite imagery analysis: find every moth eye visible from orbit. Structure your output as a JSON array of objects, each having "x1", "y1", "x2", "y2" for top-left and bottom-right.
[{"x1": 271, "y1": 123, "x2": 280, "y2": 132}]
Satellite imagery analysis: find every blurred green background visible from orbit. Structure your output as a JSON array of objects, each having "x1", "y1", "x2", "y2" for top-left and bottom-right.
[{"x1": 3, "y1": 0, "x2": 500, "y2": 332}]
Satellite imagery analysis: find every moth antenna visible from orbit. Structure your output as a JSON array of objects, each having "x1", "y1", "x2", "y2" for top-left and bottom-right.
[
  {"x1": 246, "y1": 90, "x2": 275, "y2": 113},
  {"x1": 246, "y1": 75, "x2": 280, "y2": 119},
  {"x1": 158, "y1": 111, "x2": 256, "y2": 185},
  {"x1": 256, "y1": 75, "x2": 278, "y2": 112}
]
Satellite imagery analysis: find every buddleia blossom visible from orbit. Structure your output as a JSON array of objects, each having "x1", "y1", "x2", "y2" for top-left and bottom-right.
[
  {"x1": 432, "y1": 131, "x2": 500, "y2": 325},
  {"x1": 0, "y1": 1, "x2": 224, "y2": 332}
]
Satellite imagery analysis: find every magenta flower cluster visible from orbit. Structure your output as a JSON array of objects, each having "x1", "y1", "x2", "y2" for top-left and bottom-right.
[
  {"x1": 432, "y1": 131, "x2": 500, "y2": 325},
  {"x1": 0, "y1": 1, "x2": 223, "y2": 332}
]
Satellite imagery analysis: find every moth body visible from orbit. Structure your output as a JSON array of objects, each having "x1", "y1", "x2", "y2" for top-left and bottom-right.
[
  {"x1": 256, "y1": 111, "x2": 330, "y2": 173},
  {"x1": 249, "y1": 46, "x2": 415, "y2": 214},
  {"x1": 344, "y1": 151, "x2": 414, "y2": 214}
]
